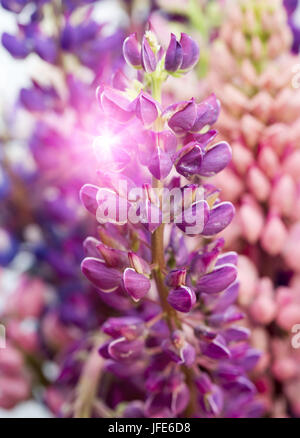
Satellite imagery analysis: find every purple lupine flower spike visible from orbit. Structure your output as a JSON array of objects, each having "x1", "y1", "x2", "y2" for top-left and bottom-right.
[{"x1": 79, "y1": 28, "x2": 261, "y2": 419}]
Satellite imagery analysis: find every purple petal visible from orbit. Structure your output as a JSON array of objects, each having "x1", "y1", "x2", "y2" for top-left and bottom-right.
[
  {"x1": 165, "y1": 33, "x2": 183, "y2": 72},
  {"x1": 135, "y1": 92, "x2": 159, "y2": 125},
  {"x1": 123, "y1": 33, "x2": 141, "y2": 67},
  {"x1": 223, "y1": 327, "x2": 251, "y2": 343},
  {"x1": 167, "y1": 286, "x2": 196, "y2": 313},
  {"x1": 97, "y1": 243, "x2": 128, "y2": 269},
  {"x1": 98, "y1": 86, "x2": 134, "y2": 122},
  {"x1": 123, "y1": 268, "x2": 151, "y2": 301},
  {"x1": 201, "y1": 335, "x2": 231, "y2": 359},
  {"x1": 81, "y1": 257, "x2": 122, "y2": 292},
  {"x1": 2, "y1": 33, "x2": 29, "y2": 58},
  {"x1": 168, "y1": 100, "x2": 197, "y2": 135},
  {"x1": 80, "y1": 184, "x2": 99, "y2": 215},
  {"x1": 199, "y1": 142, "x2": 232, "y2": 177},
  {"x1": 215, "y1": 251, "x2": 238, "y2": 267},
  {"x1": 108, "y1": 337, "x2": 144, "y2": 362},
  {"x1": 83, "y1": 236, "x2": 101, "y2": 258},
  {"x1": 102, "y1": 316, "x2": 144, "y2": 340},
  {"x1": 213, "y1": 281, "x2": 239, "y2": 312},
  {"x1": 165, "y1": 269, "x2": 187, "y2": 288},
  {"x1": 179, "y1": 33, "x2": 199, "y2": 70},
  {"x1": 158, "y1": 131, "x2": 178, "y2": 160},
  {"x1": 176, "y1": 144, "x2": 203, "y2": 178},
  {"x1": 141, "y1": 36, "x2": 157, "y2": 72},
  {"x1": 148, "y1": 147, "x2": 173, "y2": 180},
  {"x1": 197, "y1": 264, "x2": 238, "y2": 294},
  {"x1": 202, "y1": 202, "x2": 235, "y2": 236},
  {"x1": 191, "y1": 94, "x2": 220, "y2": 132}
]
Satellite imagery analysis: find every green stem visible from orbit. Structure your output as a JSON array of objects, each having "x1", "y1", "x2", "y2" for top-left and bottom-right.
[{"x1": 150, "y1": 78, "x2": 196, "y2": 417}]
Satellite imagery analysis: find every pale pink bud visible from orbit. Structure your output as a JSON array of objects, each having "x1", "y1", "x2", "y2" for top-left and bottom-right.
[
  {"x1": 251, "y1": 36, "x2": 263, "y2": 60},
  {"x1": 277, "y1": 305, "x2": 300, "y2": 331},
  {"x1": 283, "y1": 224, "x2": 300, "y2": 272},
  {"x1": 258, "y1": 146, "x2": 280, "y2": 179},
  {"x1": 250, "y1": 295, "x2": 277, "y2": 325},
  {"x1": 260, "y1": 215, "x2": 287, "y2": 255},
  {"x1": 232, "y1": 142, "x2": 253, "y2": 174},
  {"x1": 283, "y1": 150, "x2": 300, "y2": 180},
  {"x1": 250, "y1": 91, "x2": 273, "y2": 122},
  {"x1": 272, "y1": 358, "x2": 297, "y2": 382},
  {"x1": 231, "y1": 31, "x2": 247, "y2": 56},
  {"x1": 241, "y1": 59, "x2": 257, "y2": 85},
  {"x1": 239, "y1": 202, "x2": 264, "y2": 244},
  {"x1": 261, "y1": 124, "x2": 288, "y2": 155},
  {"x1": 270, "y1": 175, "x2": 296, "y2": 217},
  {"x1": 241, "y1": 114, "x2": 264, "y2": 149},
  {"x1": 247, "y1": 166, "x2": 271, "y2": 202},
  {"x1": 0, "y1": 375, "x2": 30, "y2": 409},
  {"x1": 237, "y1": 255, "x2": 258, "y2": 307},
  {"x1": 222, "y1": 84, "x2": 248, "y2": 116}
]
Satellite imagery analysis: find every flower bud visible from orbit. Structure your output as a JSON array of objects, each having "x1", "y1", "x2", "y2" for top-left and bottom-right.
[{"x1": 165, "y1": 33, "x2": 183, "y2": 72}]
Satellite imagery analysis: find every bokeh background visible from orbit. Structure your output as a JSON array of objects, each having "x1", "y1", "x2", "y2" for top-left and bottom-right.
[{"x1": 1, "y1": 0, "x2": 300, "y2": 418}]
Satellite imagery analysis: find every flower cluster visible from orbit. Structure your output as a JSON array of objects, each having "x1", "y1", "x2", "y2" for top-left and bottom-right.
[
  {"x1": 80, "y1": 29, "x2": 262, "y2": 418},
  {"x1": 206, "y1": 0, "x2": 300, "y2": 416}
]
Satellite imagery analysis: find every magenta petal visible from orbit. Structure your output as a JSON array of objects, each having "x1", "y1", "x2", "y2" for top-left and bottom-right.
[
  {"x1": 213, "y1": 281, "x2": 239, "y2": 312},
  {"x1": 99, "y1": 86, "x2": 134, "y2": 122},
  {"x1": 83, "y1": 236, "x2": 101, "y2": 258},
  {"x1": 148, "y1": 148, "x2": 173, "y2": 180},
  {"x1": 167, "y1": 286, "x2": 196, "y2": 313},
  {"x1": 176, "y1": 144, "x2": 203, "y2": 178},
  {"x1": 201, "y1": 335, "x2": 231, "y2": 359},
  {"x1": 215, "y1": 251, "x2": 238, "y2": 266},
  {"x1": 158, "y1": 131, "x2": 178, "y2": 159},
  {"x1": 80, "y1": 184, "x2": 99, "y2": 215},
  {"x1": 165, "y1": 269, "x2": 187, "y2": 288},
  {"x1": 108, "y1": 337, "x2": 144, "y2": 362},
  {"x1": 223, "y1": 327, "x2": 251, "y2": 343},
  {"x1": 191, "y1": 94, "x2": 220, "y2": 132},
  {"x1": 135, "y1": 92, "x2": 159, "y2": 125},
  {"x1": 199, "y1": 142, "x2": 232, "y2": 177},
  {"x1": 181, "y1": 343, "x2": 196, "y2": 366},
  {"x1": 168, "y1": 100, "x2": 197, "y2": 135},
  {"x1": 197, "y1": 264, "x2": 238, "y2": 294},
  {"x1": 96, "y1": 243, "x2": 128, "y2": 269},
  {"x1": 81, "y1": 257, "x2": 122, "y2": 292},
  {"x1": 102, "y1": 316, "x2": 144, "y2": 340},
  {"x1": 202, "y1": 202, "x2": 235, "y2": 236},
  {"x1": 123, "y1": 268, "x2": 151, "y2": 301}
]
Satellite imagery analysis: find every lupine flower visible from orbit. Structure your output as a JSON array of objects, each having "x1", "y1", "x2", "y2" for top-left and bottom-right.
[
  {"x1": 207, "y1": 0, "x2": 300, "y2": 417},
  {"x1": 80, "y1": 28, "x2": 261, "y2": 418}
]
